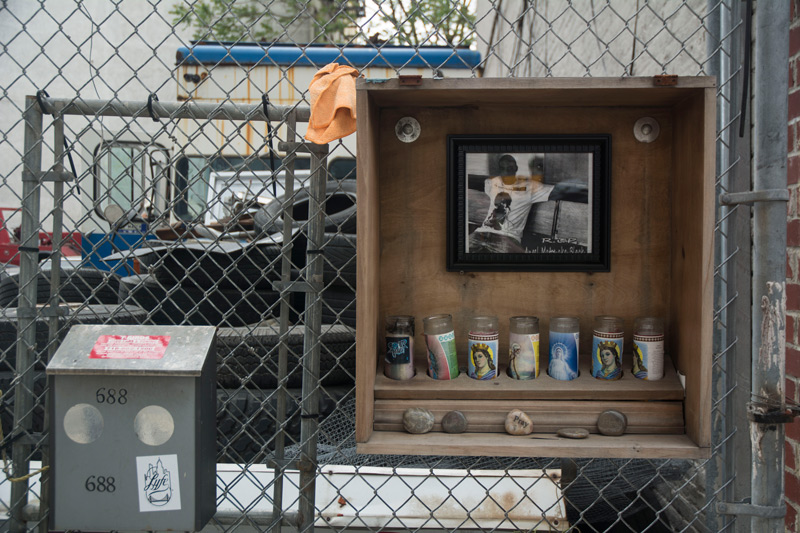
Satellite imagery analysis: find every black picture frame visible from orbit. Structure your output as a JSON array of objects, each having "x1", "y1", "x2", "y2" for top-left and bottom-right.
[{"x1": 446, "y1": 134, "x2": 611, "y2": 272}]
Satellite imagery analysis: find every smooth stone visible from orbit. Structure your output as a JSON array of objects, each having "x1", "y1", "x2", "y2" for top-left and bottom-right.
[
  {"x1": 597, "y1": 410, "x2": 627, "y2": 436},
  {"x1": 557, "y1": 427, "x2": 590, "y2": 439},
  {"x1": 441, "y1": 410, "x2": 468, "y2": 434},
  {"x1": 505, "y1": 409, "x2": 533, "y2": 435},
  {"x1": 403, "y1": 407, "x2": 435, "y2": 434}
]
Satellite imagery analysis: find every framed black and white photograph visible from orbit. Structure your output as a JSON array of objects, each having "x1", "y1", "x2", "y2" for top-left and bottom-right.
[{"x1": 447, "y1": 134, "x2": 611, "y2": 272}]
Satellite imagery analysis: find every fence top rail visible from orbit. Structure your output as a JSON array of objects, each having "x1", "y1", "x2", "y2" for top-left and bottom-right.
[{"x1": 32, "y1": 95, "x2": 310, "y2": 122}]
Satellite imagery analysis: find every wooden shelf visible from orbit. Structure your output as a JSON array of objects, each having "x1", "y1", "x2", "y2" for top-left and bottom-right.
[
  {"x1": 373, "y1": 355, "x2": 685, "y2": 437},
  {"x1": 357, "y1": 432, "x2": 710, "y2": 460},
  {"x1": 355, "y1": 77, "x2": 715, "y2": 458},
  {"x1": 374, "y1": 354, "x2": 684, "y2": 401},
  {"x1": 374, "y1": 399, "x2": 684, "y2": 434}
]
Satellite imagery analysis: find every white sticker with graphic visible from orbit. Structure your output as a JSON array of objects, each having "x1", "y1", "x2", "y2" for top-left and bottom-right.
[{"x1": 136, "y1": 454, "x2": 181, "y2": 512}]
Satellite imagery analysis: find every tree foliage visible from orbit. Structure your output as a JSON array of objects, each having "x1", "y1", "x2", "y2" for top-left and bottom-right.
[
  {"x1": 170, "y1": 0, "x2": 475, "y2": 47},
  {"x1": 376, "y1": 0, "x2": 475, "y2": 47},
  {"x1": 171, "y1": 0, "x2": 275, "y2": 42},
  {"x1": 171, "y1": 0, "x2": 364, "y2": 43}
]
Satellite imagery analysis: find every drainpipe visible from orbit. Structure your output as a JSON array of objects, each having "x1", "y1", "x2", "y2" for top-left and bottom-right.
[{"x1": 750, "y1": 1, "x2": 789, "y2": 531}]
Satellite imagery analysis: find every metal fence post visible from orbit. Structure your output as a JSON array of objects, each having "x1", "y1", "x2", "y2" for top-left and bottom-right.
[
  {"x1": 751, "y1": 1, "x2": 790, "y2": 531},
  {"x1": 297, "y1": 141, "x2": 328, "y2": 533},
  {"x1": 270, "y1": 109, "x2": 298, "y2": 533},
  {"x1": 709, "y1": 1, "x2": 754, "y2": 531},
  {"x1": 10, "y1": 96, "x2": 44, "y2": 533}
]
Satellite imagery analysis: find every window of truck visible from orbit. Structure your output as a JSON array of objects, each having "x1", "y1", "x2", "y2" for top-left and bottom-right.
[
  {"x1": 93, "y1": 141, "x2": 170, "y2": 222},
  {"x1": 174, "y1": 155, "x2": 355, "y2": 221}
]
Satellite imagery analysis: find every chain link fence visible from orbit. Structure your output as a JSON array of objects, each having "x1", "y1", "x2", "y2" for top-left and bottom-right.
[{"x1": 0, "y1": 0, "x2": 750, "y2": 531}]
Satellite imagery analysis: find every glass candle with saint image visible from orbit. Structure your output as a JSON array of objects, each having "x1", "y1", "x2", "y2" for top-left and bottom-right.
[
  {"x1": 632, "y1": 317, "x2": 665, "y2": 380},
  {"x1": 384, "y1": 315, "x2": 415, "y2": 380},
  {"x1": 468, "y1": 315, "x2": 499, "y2": 380},
  {"x1": 548, "y1": 316, "x2": 580, "y2": 381},
  {"x1": 423, "y1": 314, "x2": 459, "y2": 380},
  {"x1": 508, "y1": 316, "x2": 539, "y2": 379},
  {"x1": 591, "y1": 316, "x2": 624, "y2": 381}
]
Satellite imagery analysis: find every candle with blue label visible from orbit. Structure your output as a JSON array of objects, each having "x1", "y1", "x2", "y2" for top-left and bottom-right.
[
  {"x1": 591, "y1": 316, "x2": 624, "y2": 380},
  {"x1": 384, "y1": 315, "x2": 415, "y2": 380},
  {"x1": 468, "y1": 315, "x2": 499, "y2": 380},
  {"x1": 548, "y1": 316, "x2": 580, "y2": 381}
]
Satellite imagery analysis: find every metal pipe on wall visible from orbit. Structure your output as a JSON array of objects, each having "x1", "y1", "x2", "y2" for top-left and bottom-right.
[{"x1": 751, "y1": 1, "x2": 790, "y2": 531}]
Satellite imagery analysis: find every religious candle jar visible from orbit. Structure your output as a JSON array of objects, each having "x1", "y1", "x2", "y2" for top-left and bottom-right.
[
  {"x1": 508, "y1": 316, "x2": 539, "y2": 379},
  {"x1": 423, "y1": 314, "x2": 459, "y2": 380},
  {"x1": 591, "y1": 316, "x2": 624, "y2": 380},
  {"x1": 384, "y1": 315, "x2": 415, "y2": 380},
  {"x1": 467, "y1": 315, "x2": 499, "y2": 380},
  {"x1": 548, "y1": 316, "x2": 580, "y2": 381},
  {"x1": 633, "y1": 317, "x2": 665, "y2": 380}
]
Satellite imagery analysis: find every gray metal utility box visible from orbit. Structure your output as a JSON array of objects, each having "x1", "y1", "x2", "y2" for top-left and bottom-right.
[{"x1": 47, "y1": 324, "x2": 217, "y2": 532}]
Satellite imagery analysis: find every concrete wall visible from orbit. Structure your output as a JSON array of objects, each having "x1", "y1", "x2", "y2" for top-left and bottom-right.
[{"x1": 0, "y1": 0, "x2": 190, "y2": 232}]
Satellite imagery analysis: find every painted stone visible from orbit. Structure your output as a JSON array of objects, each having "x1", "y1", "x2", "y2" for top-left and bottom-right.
[
  {"x1": 441, "y1": 410, "x2": 468, "y2": 434},
  {"x1": 403, "y1": 407, "x2": 435, "y2": 434},
  {"x1": 557, "y1": 427, "x2": 590, "y2": 439},
  {"x1": 597, "y1": 410, "x2": 627, "y2": 436},
  {"x1": 504, "y1": 409, "x2": 533, "y2": 435}
]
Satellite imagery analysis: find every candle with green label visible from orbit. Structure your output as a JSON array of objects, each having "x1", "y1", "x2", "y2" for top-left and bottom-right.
[{"x1": 423, "y1": 314, "x2": 459, "y2": 380}]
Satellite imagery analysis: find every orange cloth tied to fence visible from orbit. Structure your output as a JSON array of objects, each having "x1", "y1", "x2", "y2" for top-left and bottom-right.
[{"x1": 304, "y1": 63, "x2": 358, "y2": 144}]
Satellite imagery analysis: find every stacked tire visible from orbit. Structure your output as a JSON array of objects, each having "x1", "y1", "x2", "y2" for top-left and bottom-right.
[
  {"x1": 317, "y1": 233, "x2": 356, "y2": 328},
  {"x1": 252, "y1": 180, "x2": 358, "y2": 327},
  {"x1": 118, "y1": 273, "x2": 277, "y2": 327},
  {"x1": 0, "y1": 266, "x2": 121, "y2": 307},
  {"x1": 120, "y1": 241, "x2": 285, "y2": 327},
  {"x1": 215, "y1": 324, "x2": 356, "y2": 389},
  {"x1": 217, "y1": 385, "x2": 351, "y2": 463}
]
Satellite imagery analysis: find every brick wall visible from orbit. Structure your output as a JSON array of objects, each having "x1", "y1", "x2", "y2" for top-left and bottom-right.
[{"x1": 787, "y1": 2, "x2": 800, "y2": 531}]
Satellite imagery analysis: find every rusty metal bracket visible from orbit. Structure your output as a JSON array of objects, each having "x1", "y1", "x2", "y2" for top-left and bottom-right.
[
  {"x1": 747, "y1": 400, "x2": 799, "y2": 424},
  {"x1": 717, "y1": 501, "x2": 786, "y2": 519},
  {"x1": 720, "y1": 188, "x2": 789, "y2": 206},
  {"x1": 399, "y1": 75, "x2": 422, "y2": 86},
  {"x1": 748, "y1": 409, "x2": 796, "y2": 424},
  {"x1": 653, "y1": 75, "x2": 678, "y2": 86},
  {"x1": 295, "y1": 458, "x2": 316, "y2": 473}
]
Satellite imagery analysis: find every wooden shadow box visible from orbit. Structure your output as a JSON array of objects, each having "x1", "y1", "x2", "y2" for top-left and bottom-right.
[{"x1": 355, "y1": 77, "x2": 715, "y2": 459}]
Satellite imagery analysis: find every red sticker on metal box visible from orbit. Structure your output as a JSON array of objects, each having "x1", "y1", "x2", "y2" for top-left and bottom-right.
[{"x1": 89, "y1": 335, "x2": 170, "y2": 360}]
